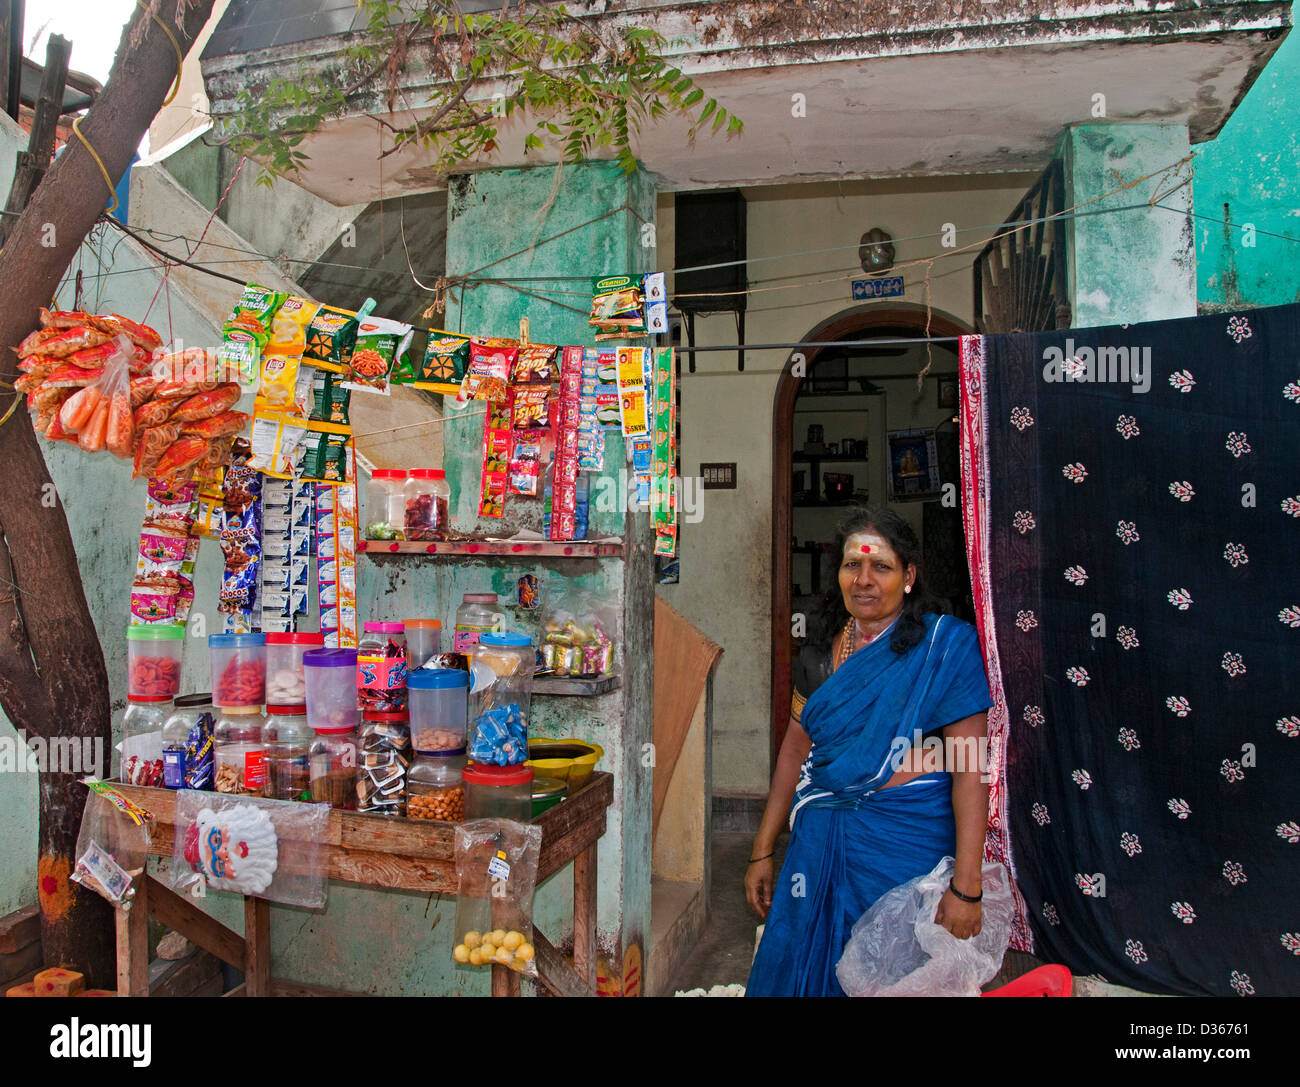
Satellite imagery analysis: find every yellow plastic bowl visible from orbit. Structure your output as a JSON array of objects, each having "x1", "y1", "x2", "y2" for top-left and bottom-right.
[{"x1": 526, "y1": 739, "x2": 604, "y2": 790}]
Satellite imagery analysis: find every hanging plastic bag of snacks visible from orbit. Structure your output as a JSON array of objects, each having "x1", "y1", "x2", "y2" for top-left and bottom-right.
[
  {"x1": 70, "y1": 781, "x2": 154, "y2": 907},
  {"x1": 452, "y1": 819, "x2": 543, "y2": 977}
]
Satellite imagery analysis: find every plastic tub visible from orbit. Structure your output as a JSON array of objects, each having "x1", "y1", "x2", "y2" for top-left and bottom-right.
[
  {"x1": 357, "y1": 710, "x2": 411, "y2": 816},
  {"x1": 407, "y1": 750, "x2": 466, "y2": 821},
  {"x1": 214, "y1": 705, "x2": 267, "y2": 794},
  {"x1": 209, "y1": 633, "x2": 267, "y2": 707},
  {"x1": 127, "y1": 625, "x2": 184, "y2": 701},
  {"x1": 309, "y1": 727, "x2": 359, "y2": 810},
  {"x1": 403, "y1": 619, "x2": 442, "y2": 670},
  {"x1": 303, "y1": 647, "x2": 360, "y2": 731},
  {"x1": 404, "y1": 469, "x2": 449, "y2": 541},
  {"x1": 161, "y1": 694, "x2": 215, "y2": 790},
  {"x1": 468, "y1": 633, "x2": 533, "y2": 765},
  {"x1": 364, "y1": 469, "x2": 407, "y2": 540},
  {"x1": 407, "y1": 667, "x2": 468, "y2": 754},
  {"x1": 262, "y1": 707, "x2": 312, "y2": 801},
  {"x1": 121, "y1": 699, "x2": 171, "y2": 785},
  {"x1": 463, "y1": 762, "x2": 534, "y2": 823},
  {"x1": 531, "y1": 777, "x2": 567, "y2": 818},
  {"x1": 453, "y1": 593, "x2": 505, "y2": 653},
  {"x1": 265, "y1": 632, "x2": 323, "y2": 709},
  {"x1": 358, "y1": 621, "x2": 407, "y2": 713}
]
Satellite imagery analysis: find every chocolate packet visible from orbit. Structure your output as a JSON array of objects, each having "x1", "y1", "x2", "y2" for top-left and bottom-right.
[{"x1": 511, "y1": 343, "x2": 559, "y2": 385}]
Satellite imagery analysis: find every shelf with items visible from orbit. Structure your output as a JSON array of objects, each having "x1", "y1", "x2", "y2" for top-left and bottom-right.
[
  {"x1": 357, "y1": 539, "x2": 624, "y2": 558},
  {"x1": 792, "y1": 454, "x2": 870, "y2": 465},
  {"x1": 532, "y1": 673, "x2": 621, "y2": 697}
]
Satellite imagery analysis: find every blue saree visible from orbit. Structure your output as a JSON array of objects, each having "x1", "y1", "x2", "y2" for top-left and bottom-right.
[{"x1": 746, "y1": 613, "x2": 992, "y2": 997}]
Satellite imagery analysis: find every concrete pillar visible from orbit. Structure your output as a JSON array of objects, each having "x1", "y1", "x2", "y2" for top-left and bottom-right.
[
  {"x1": 436, "y1": 161, "x2": 657, "y2": 989},
  {"x1": 1061, "y1": 123, "x2": 1196, "y2": 328}
]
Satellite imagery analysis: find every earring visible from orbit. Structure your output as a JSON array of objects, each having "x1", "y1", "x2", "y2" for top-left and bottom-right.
[{"x1": 905, "y1": 585, "x2": 912, "y2": 594}]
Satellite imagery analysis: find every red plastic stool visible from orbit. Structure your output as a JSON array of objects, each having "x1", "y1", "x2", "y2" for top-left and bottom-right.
[{"x1": 981, "y1": 964, "x2": 1072, "y2": 997}]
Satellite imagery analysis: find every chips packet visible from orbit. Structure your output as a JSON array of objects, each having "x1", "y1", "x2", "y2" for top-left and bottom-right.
[{"x1": 345, "y1": 316, "x2": 413, "y2": 394}]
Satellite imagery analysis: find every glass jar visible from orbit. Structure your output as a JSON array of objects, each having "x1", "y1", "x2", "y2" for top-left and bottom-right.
[
  {"x1": 407, "y1": 668, "x2": 468, "y2": 754},
  {"x1": 453, "y1": 593, "x2": 505, "y2": 654},
  {"x1": 407, "y1": 750, "x2": 466, "y2": 821},
  {"x1": 467, "y1": 633, "x2": 533, "y2": 766},
  {"x1": 213, "y1": 706, "x2": 267, "y2": 795},
  {"x1": 265, "y1": 632, "x2": 323, "y2": 707},
  {"x1": 121, "y1": 699, "x2": 172, "y2": 786},
  {"x1": 162, "y1": 693, "x2": 215, "y2": 790},
  {"x1": 209, "y1": 633, "x2": 266, "y2": 707},
  {"x1": 303, "y1": 647, "x2": 361, "y2": 731},
  {"x1": 357, "y1": 622, "x2": 407, "y2": 713},
  {"x1": 309, "y1": 727, "x2": 359, "y2": 810},
  {"x1": 127, "y1": 624, "x2": 184, "y2": 700},
  {"x1": 403, "y1": 619, "x2": 442, "y2": 670},
  {"x1": 364, "y1": 469, "x2": 408, "y2": 540},
  {"x1": 357, "y1": 710, "x2": 411, "y2": 816},
  {"x1": 462, "y1": 763, "x2": 534, "y2": 823},
  {"x1": 403, "y1": 469, "x2": 450, "y2": 541},
  {"x1": 263, "y1": 707, "x2": 312, "y2": 801}
]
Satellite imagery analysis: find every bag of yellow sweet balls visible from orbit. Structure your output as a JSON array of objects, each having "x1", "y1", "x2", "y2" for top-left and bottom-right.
[{"x1": 452, "y1": 819, "x2": 543, "y2": 978}]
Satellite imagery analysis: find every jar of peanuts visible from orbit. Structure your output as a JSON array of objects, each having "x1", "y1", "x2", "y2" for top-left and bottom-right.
[{"x1": 407, "y1": 750, "x2": 466, "y2": 822}]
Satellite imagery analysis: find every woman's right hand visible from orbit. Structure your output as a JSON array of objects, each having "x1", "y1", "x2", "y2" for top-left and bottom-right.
[{"x1": 745, "y1": 856, "x2": 775, "y2": 919}]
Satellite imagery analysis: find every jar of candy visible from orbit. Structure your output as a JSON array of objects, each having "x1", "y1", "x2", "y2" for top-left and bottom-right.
[
  {"x1": 265, "y1": 632, "x2": 323, "y2": 708},
  {"x1": 214, "y1": 705, "x2": 268, "y2": 795},
  {"x1": 357, "y1": 710, "x2": 411, "y2": 815},
  {"x1": 161, "y1": 693, "x2": 215, "y2": 790},
  {"x1": 407, "y1": 667, "x2": 468, "y2": 754},
  {"x1": 121, "y1": 698, "x2": 172, "y2": 786},
  {"x1": 462, "y1": 762, "x2": 534, "y2": 823},
  {"x1": 209, "y1": 633, "x2": 267, "y2": 707},
  {"x1": 453, "y1": 593, "x2": 505, "y2": 653},
  {"x1": 407, "y1": 750, "x2": 466, "y2": 821},
  {"x1": 404, "y1": 469, "x2": 450, "y2": 541},
  {"x1": 263, "y1": 707, "x2": 312, "y2": 801},
  {"x1": 309, "y1": 726, "x2": 359, "y2": 810},
  {"x1": 127, "y1": 624, "x2": 184, "y2": 700},
  {"x1": 357, "y1": 621, "x2": 407, "y2": 712},
  {"x1": 364, "y1": 469, "x2": 408, "y2": 540}
]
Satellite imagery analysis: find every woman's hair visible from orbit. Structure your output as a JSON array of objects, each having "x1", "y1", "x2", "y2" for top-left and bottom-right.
[{"x1": 809, "y1": 505, "x2": 947, "y2": 654}]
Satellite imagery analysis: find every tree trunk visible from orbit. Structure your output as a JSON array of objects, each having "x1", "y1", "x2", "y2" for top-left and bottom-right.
[{"x1": 0, "y1": 0, "x2": 217, "y2": 987}]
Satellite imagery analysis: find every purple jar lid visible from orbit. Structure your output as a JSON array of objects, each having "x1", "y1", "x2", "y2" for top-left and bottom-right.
[
  {"x1": 363, "y1": 621, "x2": 406, "y2": 633},
  {"x1": 303, "y1": 648, "x2": 358, "y2": 667}
]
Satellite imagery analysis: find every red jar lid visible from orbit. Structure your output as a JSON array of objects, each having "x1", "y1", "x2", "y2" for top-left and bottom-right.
[
  {"x1": 462, "y1": 763, "x2": 534, "y2": 786},
  {"x1": 362, "y1": 710, "x2": 410, "y2": 722},
  {"x1": 372, "y1": 469, "x2": 407, "y2": 480},
  {"x1": 265, "y1": 633, "x2": 325, "y2": 646},
  {"x1": 267, "y1": 704, "x2": 307, "y2": 716},
  {"x1": 408, "y1": 469, "x2": 445, "y2": 480}
]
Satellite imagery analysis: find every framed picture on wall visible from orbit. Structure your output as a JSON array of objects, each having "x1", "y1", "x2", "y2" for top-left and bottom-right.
[
  {"x1": 936, "y1": 375, "x2": 958, "y2": 409},
  {"x1": 887, "y1": 428, "x2": 941, "y2": 501}
]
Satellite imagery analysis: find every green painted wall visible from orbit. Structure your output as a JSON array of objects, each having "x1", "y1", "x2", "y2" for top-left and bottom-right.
[{"x1": 1194, "y1": 24, "x2": 1300, "y2": 309}]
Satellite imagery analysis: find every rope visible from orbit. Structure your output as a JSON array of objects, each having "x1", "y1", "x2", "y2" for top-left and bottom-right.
[
  {"x1": 72, "y1": 118, "x2": 118, "y2": 215},
  {"x1": 137, "y1": 0, "x2": 184, "y2": 107}
]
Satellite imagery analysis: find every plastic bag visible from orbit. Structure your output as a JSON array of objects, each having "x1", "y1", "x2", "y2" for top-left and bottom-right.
[
  {"x1": 835, "y1": 856, "x2": 1014, "y2": 997},
  {"x1": 537, "y1": 584, "x2": 616, "y2": 678},
  {"x1": 453, "y1": 819, "x2": 543, "y2": 978},
  {"x1": 54, "y1": 333, "x2": 135, "y2": 457},
  {"x1": 70, "y1": 780, "x2": 154, "y2": 907},
  {"x1": 169, "y1": 791, "x2": 330, "y2": 908}
]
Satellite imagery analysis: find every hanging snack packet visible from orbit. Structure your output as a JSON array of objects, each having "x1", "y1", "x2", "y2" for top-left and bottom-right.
[
  {"x1": 511, "y1": 343, "x2": 559, "y2": 385},
  {"x1": 267, "y1": 296, "x2": 321, "y2": 357},
  {"x1": 508, "y1": 435, "x2": 542, "y2": 497},
  {"x1": 221, "y1": 283, "x2": 288, "y2": 387},
  {"x1": 479, "y1": 397, "x2": 512, "y2": 518},
  {"x1": 346, "y1": 316, "x2": 413, "y2": 395},
  {"x1": 463, "y1": 339, "x2": 517, "y2": 402},
  {"x1": 219, "y1": 441, "x2": 263, "y2": 627},
  {"x1": 71, "y1": 781, "x2": 153, "y2": 906},
  {"x1": 590, "y1": 274, "x2": 647, "y2": 334},
  {"x1": 303, "y1": 306, "x2": 358, "y2": 369},
  {"x1": 248, "y1": 411, "x2": 307, "y2": 478},
  {"x1": 419, "y1": 332, "x2": 472, "y2": 384},
  {"x1": 512, "y1": 386, "x2": 550, "y2": 430}
]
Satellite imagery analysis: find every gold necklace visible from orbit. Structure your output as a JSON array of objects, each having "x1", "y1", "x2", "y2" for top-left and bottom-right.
[{"x1": 835, "y1": 617, "x2": 855, "y2": 670}]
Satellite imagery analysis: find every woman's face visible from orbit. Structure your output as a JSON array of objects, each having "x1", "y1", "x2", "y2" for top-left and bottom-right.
[{"x1": 838, "y1": 529, "x2": 916, "y2": 627}]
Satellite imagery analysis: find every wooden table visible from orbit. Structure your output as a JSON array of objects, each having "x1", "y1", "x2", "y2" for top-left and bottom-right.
[{"x1": 110, "y1": 771, "x2": 612, "y2": 998}]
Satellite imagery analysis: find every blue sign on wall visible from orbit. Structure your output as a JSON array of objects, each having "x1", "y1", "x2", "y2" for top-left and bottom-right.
[{"x1": 852, "y1": 276, "x2": 904, "y2": 300}]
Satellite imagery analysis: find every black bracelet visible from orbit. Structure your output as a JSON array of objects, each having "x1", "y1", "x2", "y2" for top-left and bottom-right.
[
  {"x1": 948, "y1": 879, "x2": 982, "y2": 903},
  {"x1": 748, "y1": 852, "x2": 774, "y2": 864}
]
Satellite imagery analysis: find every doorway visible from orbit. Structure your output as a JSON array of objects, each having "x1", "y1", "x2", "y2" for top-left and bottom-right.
[{"x1": 769, "y1": 304, "x2": 971, "y2": 762}]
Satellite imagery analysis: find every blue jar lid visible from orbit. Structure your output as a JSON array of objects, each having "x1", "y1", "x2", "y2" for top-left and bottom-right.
[
  {"x1": 479, "y1": 632, "x2": 531, "y2": 647},
  {"x1": 208, "y1": 633, "x2": 267, "y2": 648},
  {"x1": 407, "y1": 667, "x2": 469, "y2": 690}
]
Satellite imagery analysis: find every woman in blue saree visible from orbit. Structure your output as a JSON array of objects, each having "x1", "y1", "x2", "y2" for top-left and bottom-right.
[{"x1": 746, "y1": 508, "x2": 992, "y2": 997}]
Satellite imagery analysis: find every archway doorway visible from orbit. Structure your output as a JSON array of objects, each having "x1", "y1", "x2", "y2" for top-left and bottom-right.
[{"x1": 769, "y1": 304, "x2": 971, "y2": 763}]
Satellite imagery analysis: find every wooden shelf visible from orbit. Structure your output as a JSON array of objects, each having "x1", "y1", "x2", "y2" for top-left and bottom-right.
[
  {"x1": 358, "y1": 539, "x2": 624, "y2": 558},
  {"x1": 793, "y1": 453, "x2": 869, "y2": 464},
  {"x1": 533, "y1": 673, "x2": 621, "y2": 697},
  {"x1": 793, "y1": 499, "x2": 866, "y2": 508}
]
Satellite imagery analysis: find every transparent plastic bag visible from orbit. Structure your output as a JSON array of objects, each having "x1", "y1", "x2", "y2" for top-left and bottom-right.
[
  {"x1": 452, "y1": 819, "x2": 543, "y2": 978},
  {"x1": 170, "y1": 791, "x2": 330, "y2": 908},
  {"x1": 70, "y1": 780, "x2": 154, "y2": 907},
  {"x1": 835, "y1": 856, "x2": 1013, "y2": 997}
]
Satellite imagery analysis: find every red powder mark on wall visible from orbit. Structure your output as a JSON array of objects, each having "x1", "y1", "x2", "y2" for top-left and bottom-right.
[{"x1": 37, "y1": 854, "x2": 74, "y2": 920}]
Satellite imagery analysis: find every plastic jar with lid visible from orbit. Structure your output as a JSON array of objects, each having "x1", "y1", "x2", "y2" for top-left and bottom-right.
[
  {"x1": 357, "y1": 622, "x2": 407, "y2": 713},
  {"x1": 453, "y1": 593, "x2": 505, "y2": 653},
  {"x1": 162, "y1": 693, "x2": 215, "y2": 790},
  {"x1": 408, "y1": 749, "x2": 466, "y2": 821},
  {"x1": 403, "y1": 619, "x2": 442, "y2": 670},
  {"x1": 303, "y1": 647, "x2": 360, "y2": 731},
  {"x1": 403, "y1": 469, "x2": 450, "y2": 541},
  {"x1": 209, "y1": 633, "x2": 266, "y2": 708},
  {"x1": 407, "y1": 667, "x2": 468, "y2": 755},
  {"x1": 263, "y1": 707, "x2": 313, "y2": 801},
  {"x1": 462, "y1": 762, "x2": 534, "y2": 823},
  {"x1": 467, "y1": 633, "x2": 533, "y2": 766},
  {"x1": 265, "y1": 632, "x2": 323, "y2": 708},
  {"x1": 214, "y1": 706, "x2": 268, "y2": 794},
  {"x1": 127, "y1": 624, "x2": 184, "y2": 701},
  {"x1": 364, "y1": 469, "x2": 408, "y2": 540},
  {"x1": 309, "y1": 726, "x2": 359, "y2": 810},
  {"x1": 121, "y1": 699, "x2": 172, "y2": 786},
  {"x1": 357, "y1": 710, "x2": 411, "y2": 816}
]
